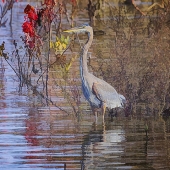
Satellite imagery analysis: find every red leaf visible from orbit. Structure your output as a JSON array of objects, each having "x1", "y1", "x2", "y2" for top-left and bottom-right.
[{"x1": 22, "y1": 21, "x2": 35, "y2": 37}]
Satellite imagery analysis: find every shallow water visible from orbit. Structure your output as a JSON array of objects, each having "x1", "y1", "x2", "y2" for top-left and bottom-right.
[
  {"x1": 0, "y1": 0, "x2": 170, "y2": 170},
  {"x1": 1, "y1": 103, "x2": 170, "y2": 170}
]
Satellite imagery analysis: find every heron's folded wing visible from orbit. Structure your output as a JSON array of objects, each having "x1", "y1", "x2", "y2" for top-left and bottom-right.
[{"x1": 92, "y1": 82, "x2": 122, "y2": 108}]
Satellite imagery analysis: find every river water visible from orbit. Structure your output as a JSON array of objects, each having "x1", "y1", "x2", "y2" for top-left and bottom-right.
[{"x1": 0, "y1": 0, "x2": 170, "y2": 170}]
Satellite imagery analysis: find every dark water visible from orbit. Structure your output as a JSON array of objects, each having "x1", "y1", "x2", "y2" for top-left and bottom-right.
[{"x1": 0, "y1": 0, "x2": 170, "y2": 170}]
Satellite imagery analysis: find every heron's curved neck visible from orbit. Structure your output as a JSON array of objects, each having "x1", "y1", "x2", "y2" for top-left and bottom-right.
[{"x1": 80, "y1": 31, "x2": 93, "y2": 77}]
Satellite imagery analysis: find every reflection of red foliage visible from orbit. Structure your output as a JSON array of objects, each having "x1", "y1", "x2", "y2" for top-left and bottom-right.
[
  {"x1": 22, "y1": 21, "x2": 35, "y2": 37},
  {"x1": 23, "y1": 114, "x2": 40, "y2": 162},
  {"x1": 25, "y1": 119, "x2": 39, "y2": 146}
]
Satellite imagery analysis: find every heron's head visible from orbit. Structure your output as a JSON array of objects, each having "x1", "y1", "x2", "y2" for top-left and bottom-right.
[{"x1": 63, "y1": 24, "x2": 92, "y2": 34}]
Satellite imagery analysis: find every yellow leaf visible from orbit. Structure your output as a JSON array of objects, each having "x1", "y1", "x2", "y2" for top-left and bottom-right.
[
  {"x1": 65, "y1": 63, "x2": 72, "y2": 72},
  {"x1": 62, "y1": 43, "x2": 66, "y2": 49},
  {"x1": 64, "y1": 55, "x2": 77, "y2": 72},
  {"x1": 50, "y1": 42, "x2": 54, "y2": 48},
  {"x1": 58, "y1": 44, "x2": 63, "y2": 51},
  {"x1": 56, "y1": 41, "x2": 61, "y2": 47}
]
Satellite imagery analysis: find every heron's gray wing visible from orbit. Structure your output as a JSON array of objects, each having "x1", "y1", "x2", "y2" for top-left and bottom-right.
[
  {"x1": 92, "y1": 82, "x2": 102, "y2": 101},
  {"x1": 92, "y1": 81, "x2": 122, "y2": 108},
  {"x1": 119, "y1": 94, "x2": 126, "y2": 105}
]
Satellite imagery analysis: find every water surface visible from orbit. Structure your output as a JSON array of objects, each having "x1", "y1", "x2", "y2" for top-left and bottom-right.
[{"x1": 0, "y1": 0, "x2": 170, "y2": 170}]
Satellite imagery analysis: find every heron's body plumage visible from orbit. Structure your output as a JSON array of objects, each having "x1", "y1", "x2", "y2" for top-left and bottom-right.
[
  {"x1": 82, "y1": 72, "x2": 123, "y2": 109},
  {"x1": 79, "y1": 26, "x2": 124, "y2": 110}
]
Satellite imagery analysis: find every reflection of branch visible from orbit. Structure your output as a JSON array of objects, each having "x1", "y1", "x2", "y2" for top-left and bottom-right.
[
  {"x1": 0, "y1": 0, "x2": 14, "y2": 26},
  {"x1": 158, "y1": 76, "x2": 170, "y2": 116},
  {"x1": 51, "y1": 72, "x2": 78, "y2": 116},
  {"x1": 5, "y1": 58, "x2": 20, "y2": 78},
  {"x1": 28, "y1": 82, "x2": 68, "y2": 114},
  {"x1": 4, "y1": 58, "x2": 68, "y2": 114}
]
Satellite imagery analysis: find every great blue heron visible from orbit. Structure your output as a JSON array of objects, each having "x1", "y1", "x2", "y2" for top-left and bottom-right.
[{"x1": 64, "y1": 24, "x2": 125, "y2": 119}]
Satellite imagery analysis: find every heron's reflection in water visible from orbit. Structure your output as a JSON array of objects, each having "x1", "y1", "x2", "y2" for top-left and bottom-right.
[{"x1": 81, "y1": 119, "x2": 125, "y2": 169}]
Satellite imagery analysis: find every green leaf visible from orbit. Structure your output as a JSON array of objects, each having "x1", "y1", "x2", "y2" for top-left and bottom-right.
[
  {"x1": 61, "y1": 35, "x2": 65, "y2": 42},
  {"x1": 65, "y1": 36, "x2": 70, "y2": 44},
  {"x1": 62, "y1": 43, "x2": 66, "y2": 49}
]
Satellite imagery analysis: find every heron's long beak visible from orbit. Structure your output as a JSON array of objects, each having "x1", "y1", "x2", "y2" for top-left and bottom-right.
[{"x1": 63, "y1": 26, "x2": 86, "y2": 33}]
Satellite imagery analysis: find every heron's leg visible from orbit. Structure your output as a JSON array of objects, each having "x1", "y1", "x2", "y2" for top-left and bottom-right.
[
  {"x1": 92, "y1": 107, "x2": 98, "y2": 122},
  {"x1": 102, "y1": 102, "x2": 106, "y2": 121}
]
